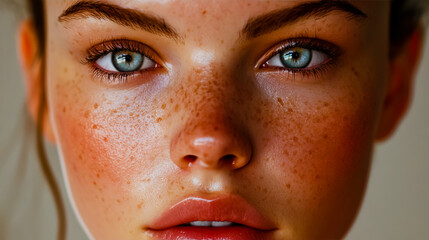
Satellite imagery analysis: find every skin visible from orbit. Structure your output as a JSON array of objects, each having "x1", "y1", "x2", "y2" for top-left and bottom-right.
[{"x1": 18, "y1": 0, "x2": 424, "y2": 239}]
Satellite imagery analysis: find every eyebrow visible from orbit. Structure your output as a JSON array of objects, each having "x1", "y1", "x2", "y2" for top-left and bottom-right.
[
  {"x1": 58, "y1": 1, "x2": 181, "y2": 40},
  {"x1": 241, "y1": 0, "x2": 367, "y2": 39}
]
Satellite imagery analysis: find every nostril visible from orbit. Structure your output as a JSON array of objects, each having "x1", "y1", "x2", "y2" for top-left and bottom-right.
[
  {"x1": 183, "y1": 155, "x2": 198, "y2": 165},
  {"x1": 220, "y1": 154, "x2": 237, "y2": 166}
]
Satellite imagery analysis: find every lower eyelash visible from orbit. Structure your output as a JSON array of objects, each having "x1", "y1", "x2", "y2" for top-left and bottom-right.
[
  {"x1": 267, "y1": 58, "x2": 337, "y2": 81},
  {"x1": 91, "y1": 66, "x2": 136, "y2": 85}
]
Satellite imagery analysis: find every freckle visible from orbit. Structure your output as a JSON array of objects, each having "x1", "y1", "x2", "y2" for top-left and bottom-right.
[
  {"x1": 293, "y1": 136, "x2": 298, "y2": 142},
  {"x1": 84, "y1": 110, "x2": 89, "y2": 118},
  {"x1": 161, "y1": 104, "x2": 166, "y2": 109},
  {"x1": 92, "y1": 124, "x2": 98, "y2": 129},
  {"x1": 283, "y1": 150, "x2": 289, "y2": 156},
  {"x1": 351, "y1": 67, "x2": 359, "y2": 77},
  {"x1": 101, "y1": 198, "x2": 105, "y2": 202},
  {"x1": 93, "y1": 181, "x2": 97, "y2": 186},
  {"x1": 117, "y1": 199, "x2": 121, "y2": 203},
  {"x1": 64, "y1": 68, "x2": 68, "y2": 73},
  {"x1": 129, "y1": 112, "x2": 134, "y2": 117},
  {"x1": 202, "y1": 10, "x2": 207, "y2": 15},
  {"x1": 181, "y1": 186, "x2": 184, "y2": 190},
  {"x1": 156, "y1": 117, "x2": 162, "y2": 123},
  {"x1": 96, "y1": 173, "x2": 100, "y2": 178},
  {"x1": 103, "y1": 137, "x2": 108, "y2": 142},
  {"x1": 174, "y1": 104, "x2": 179, "y2": 112},
  {"x1": 323, "y1": 134, "x2": 328, "y2": 139},
  {"x1": 286, "y1": 183, "x2": 291, "y2": 189},
  {"x1": 127, "y1": 181, "x2": 130, "y2": 185},
  {"x1": 277, "y1": 97, "x2": 284, "y2": 106},
  {"x1": 62, "y1": 107, "x2": 66, "y2": 113},
  {"x1": 288, "y1": 108, "x2": 293, "y2": 113},
  {"x1": 323, "y1": 102, "x2": 329, "y2": 107},
  {"x1": 137, "y1": 202, "x2": 143, "y2": 209}
]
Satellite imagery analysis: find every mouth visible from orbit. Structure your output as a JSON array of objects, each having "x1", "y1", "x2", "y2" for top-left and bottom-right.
[{"x1": 146, "y1": 194, "x2": 276, "y2": 240}]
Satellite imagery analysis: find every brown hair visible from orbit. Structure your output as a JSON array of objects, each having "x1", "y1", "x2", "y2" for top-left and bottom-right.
[
  {"x1": 26, "y1": 1, "x2": 66, "y2": 240},
  {"x1": 25, "y1": 1, "x2": 426, "y2": 240}
]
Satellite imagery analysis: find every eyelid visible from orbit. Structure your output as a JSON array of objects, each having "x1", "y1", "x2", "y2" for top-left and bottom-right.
[
  {"x1": 83, "y1": 39, "x2": 163, "y2": 67},
  {"x1": 255, "y1": 38, "x2": 342, "y2": 69}
]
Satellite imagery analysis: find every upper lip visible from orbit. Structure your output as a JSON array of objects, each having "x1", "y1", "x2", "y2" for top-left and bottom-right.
[{"x1": 147, "y1": 194, "x2": 276, "y2": 230}]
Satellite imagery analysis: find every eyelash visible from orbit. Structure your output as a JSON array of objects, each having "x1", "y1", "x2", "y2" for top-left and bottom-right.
[
  {"x1": 259, "y1": 38, "x2": 342, "y2": 79},
  {"x1": 83, "y1": 39, "x2": 161, "y2": 84}
]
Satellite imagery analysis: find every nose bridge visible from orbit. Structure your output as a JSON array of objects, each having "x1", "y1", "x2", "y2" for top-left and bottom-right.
[{"x1": 169, "y1": 64, "x2": 252, "y2": 170}]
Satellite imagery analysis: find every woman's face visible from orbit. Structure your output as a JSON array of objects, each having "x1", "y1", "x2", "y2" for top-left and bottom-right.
[{"x1": 44, "y1": 0, "x2": 390, "y2": 239}]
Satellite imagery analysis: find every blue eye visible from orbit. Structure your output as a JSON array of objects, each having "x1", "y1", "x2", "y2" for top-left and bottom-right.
[
  {"x1": 281, "y1": 48, "x2": 312, "y2": 68},
  {"x1": 112, "y1": 50, "x2": 144, "y2": 72},
  {"x1": 95, "y1": 50, "x2": 156, "y2": 72},
  {"x1": 265, "y1": 47, "x2": 328, "y2": 69}
]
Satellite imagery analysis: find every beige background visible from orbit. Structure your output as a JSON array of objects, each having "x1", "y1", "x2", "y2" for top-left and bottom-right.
[{"x1": 0, "y1": 2, "x2": 428, "y2": 240}]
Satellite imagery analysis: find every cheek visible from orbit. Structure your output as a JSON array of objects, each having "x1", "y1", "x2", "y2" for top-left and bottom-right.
[
  {"x1": 47, "y1": 72, "x2": 174, "y2": 237},
  {"x1": 245, "y1": 68, "x2": 384, "y2": 237}
]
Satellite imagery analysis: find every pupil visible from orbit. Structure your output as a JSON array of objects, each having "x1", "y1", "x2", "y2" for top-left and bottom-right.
[
  {"x1": 124, "y1": 54, "x2": 132, "y2": 62},
  {"x1": 292, "y1": 52, "x2": 300, "y2": 59}
]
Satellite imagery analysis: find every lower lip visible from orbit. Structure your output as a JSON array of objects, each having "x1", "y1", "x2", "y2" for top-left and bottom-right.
[{"x1": 149, "y1": 226, "x2": 273, "y2": 240}]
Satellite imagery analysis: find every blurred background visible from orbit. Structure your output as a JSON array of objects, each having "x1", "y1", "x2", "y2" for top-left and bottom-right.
[{"x1": 0, "y1": 1, "x2": 428, "y2": 240}]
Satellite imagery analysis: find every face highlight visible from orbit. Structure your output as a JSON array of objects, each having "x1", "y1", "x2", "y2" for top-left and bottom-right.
[{"x1": 43, "y1": 0, "x2": 390, "y2": 239}]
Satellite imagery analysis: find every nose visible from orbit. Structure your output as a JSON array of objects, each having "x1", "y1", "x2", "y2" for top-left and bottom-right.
[{"x1": 170, "y1": 117, "x2": 252, "y2": 170}]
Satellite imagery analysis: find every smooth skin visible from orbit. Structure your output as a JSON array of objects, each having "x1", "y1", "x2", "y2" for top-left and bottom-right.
[{"x1": 18, "y1": 0, "x2": 423, "y2": 239}]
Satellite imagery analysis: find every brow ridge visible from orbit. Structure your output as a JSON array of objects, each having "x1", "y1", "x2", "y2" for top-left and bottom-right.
[
  {"x1": 242, "y1": 0, "x2": 367, "y2": 39},
  {"x1": 58, "y1": 1, "x2": 181, "y2": 40}
]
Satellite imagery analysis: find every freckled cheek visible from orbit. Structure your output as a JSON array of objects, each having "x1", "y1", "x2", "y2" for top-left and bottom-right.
[
  {"x1": 49, "y1": 79, "x2": 170, "y2": 207},
  {"x1": 258, "y1": 92, "x2": 377, "y2": 204}
]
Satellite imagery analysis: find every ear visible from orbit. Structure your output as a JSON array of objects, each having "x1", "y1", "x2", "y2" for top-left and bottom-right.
[
  {"x1": 376, "y1": 25, "x2": 425, "y2": 141},
  {"x1": 18, "y1": 20, "x2": 56, "y2": 143}
]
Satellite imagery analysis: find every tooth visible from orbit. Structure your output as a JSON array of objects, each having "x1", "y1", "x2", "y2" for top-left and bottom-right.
[
  {"x1": 190, "y1": 221, "x2": 211, "y2": 227},
  {"x1": 211, "y1": 221, "x2": 233, "y2": 227}
]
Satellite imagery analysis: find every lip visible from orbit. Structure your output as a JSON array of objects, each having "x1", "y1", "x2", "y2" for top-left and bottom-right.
[{"x1": 146, "y1": 194, "x2": 276, "y2": 240}]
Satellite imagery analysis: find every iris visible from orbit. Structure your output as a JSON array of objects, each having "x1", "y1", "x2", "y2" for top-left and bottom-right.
[
  {"x1": 112, "y1": 50, "x2": 144, "y2": 72},
  {"x1": 280, "y1": 47, "x2": 312, "y2": 68}
]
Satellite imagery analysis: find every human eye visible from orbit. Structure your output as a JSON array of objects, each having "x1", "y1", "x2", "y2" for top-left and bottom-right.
[
  {"x1": 259, "y1": 38, "x2": 342, "y2": 79},
  {"x1": 83, "y1": 39, "x2": 162, "y2": 85}
]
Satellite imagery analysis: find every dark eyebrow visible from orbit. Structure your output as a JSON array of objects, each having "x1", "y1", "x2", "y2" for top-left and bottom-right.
[
  {"x1": 241, "y1": 0, "x2": 367, "y2": 39},
  {"x1": 58, "y1": 1, "x2": 181, "y2": 40}
]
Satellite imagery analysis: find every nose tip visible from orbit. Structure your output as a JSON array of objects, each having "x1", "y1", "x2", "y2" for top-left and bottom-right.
[{"x1": 170, "y1": 123, "x2": 252, "y2": 170}]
